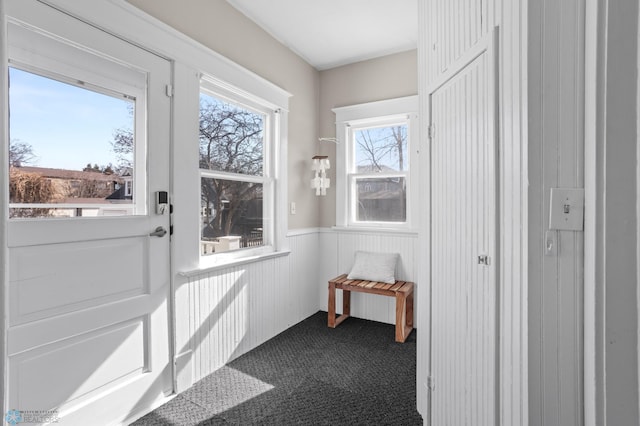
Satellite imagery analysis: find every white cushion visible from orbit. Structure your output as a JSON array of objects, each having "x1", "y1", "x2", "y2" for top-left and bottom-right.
[{"x1": 347, "y1": 251, "x2": 399, "y2": 284}]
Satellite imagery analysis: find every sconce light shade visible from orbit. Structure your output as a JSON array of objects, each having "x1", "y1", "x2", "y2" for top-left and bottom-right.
[{"x1": 311, "y1": 155, "x2": 330, "y2": 196}]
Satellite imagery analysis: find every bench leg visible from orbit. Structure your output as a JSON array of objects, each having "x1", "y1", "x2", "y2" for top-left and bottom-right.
[
  {"x1": 395, "y1": 287, "x2": 414, "y2": 343},
  {"x1": 328, "y1": 281, "x2": 336, "y2": 327},
  {"x1": 328, "y1": 282, "x2": 350, "y2": 328}
]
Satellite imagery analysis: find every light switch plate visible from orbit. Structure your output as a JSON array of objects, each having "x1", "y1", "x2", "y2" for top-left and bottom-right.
[{"x1": 549, "y1": 188, "x2": 584, "y2": 231}]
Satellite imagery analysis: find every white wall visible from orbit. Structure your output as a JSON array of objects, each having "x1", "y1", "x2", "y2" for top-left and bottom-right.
[
  {"x1": 528, "y1": 0, "x2": 585, "y2": 424},
  {"x1": 318, "y1": 229, "x2": 419, "y2": 324},
  {"x1": 179, "y1": 231, "x2": 320, "y2": 384},
  {"x1": 419, "y1": 0, "x2": 528, "y2": 424},
  {"x1": 181, "y1": 228, "x2": 420, "y2": 386},
  {"x1": 592, "y1": 1, "x2": 640, "y2": 423}
]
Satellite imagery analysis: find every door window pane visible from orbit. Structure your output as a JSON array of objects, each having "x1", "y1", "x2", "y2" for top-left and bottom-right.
[{"x1": 8, "y1": 67, "x2": 136, "y2": 218}]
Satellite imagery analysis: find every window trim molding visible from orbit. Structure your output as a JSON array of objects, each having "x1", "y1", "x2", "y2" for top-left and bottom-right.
[
  {"x1": 333, "y1": 95, "x2": 419, "y2": 229},
  {"x1": 197, "y1": 82, "x2": 286, "y2": 267}
]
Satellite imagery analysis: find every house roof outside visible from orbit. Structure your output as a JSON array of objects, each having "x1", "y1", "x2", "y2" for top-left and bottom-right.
[{"x1": 12, "y1": 166, "x2": 125, "y2": 183}]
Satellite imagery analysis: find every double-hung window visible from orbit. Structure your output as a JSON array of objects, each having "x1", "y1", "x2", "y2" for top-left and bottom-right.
[
  {"x1": 199, "y1": 79, "x2": 275, "y2": 258},
  {"x1": 334, "y1": 96, "x2": 419, "y2": 230}
]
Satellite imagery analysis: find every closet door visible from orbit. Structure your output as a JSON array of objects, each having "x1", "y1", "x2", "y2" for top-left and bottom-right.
[{"x1": 429, "y1": 32, "x2": 498, "y2": 426}]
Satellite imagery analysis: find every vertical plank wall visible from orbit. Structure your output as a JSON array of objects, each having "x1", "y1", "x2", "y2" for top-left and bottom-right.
[
  {"x1": 528, "y1": 0, "x2": 584, "y2": 425},
  {"x1": 318, "y1": 230, "x2": 419, "y2": 325},
  {"x1": 181, "y1": 228, "x2": 420, "y2": 385},
  {"x1": 430, "y1": 47, "x2": 497, "y2": 426},
  {"x1": 183, "y1": 231, "x2": 320, "y2": 383},
  {"x1": 420, "y1": 0, "x2": 528, "y2": 424}
]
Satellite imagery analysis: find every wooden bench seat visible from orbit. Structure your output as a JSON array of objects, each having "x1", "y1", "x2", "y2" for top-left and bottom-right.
[{"x1": 327, "y1": 274, "x2": 414, "y2": 343}]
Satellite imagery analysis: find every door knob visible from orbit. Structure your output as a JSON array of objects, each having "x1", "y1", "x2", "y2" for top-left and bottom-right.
[{"x1": 149, "y1": 226, "x2": 167, "y2": 238}]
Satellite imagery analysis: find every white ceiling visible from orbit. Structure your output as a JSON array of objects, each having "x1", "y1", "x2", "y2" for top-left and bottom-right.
[{"x1": 225, "y1": 0, "x2": 418, "y2": 71}]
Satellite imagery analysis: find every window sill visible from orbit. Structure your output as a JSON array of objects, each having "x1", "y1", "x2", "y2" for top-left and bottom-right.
[
  {"x1": 179, "y1": 249, "x2": 291, "y2": 278},
  {"x1": 331, "y1": 226, "x2": 419, "y2": 236}
]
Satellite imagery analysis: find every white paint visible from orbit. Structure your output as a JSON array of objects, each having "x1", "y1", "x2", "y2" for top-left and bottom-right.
[
  {"x1": 420, "y1": 1, "x2": 528, "y2": 424},
  {"x1": 416, "y1": 0, "x2": 430, "y2": 419},
  {"x1": 183, "y1": 232, "x2": 319, "y2": 383},
  {"x1": 318, "y1": 229, "x2": 418, "y2": 324},
  {"x1": 197, "y1": 76, "x2": 285, "y2": 268},
  {"x1": 548, "y1": 188, "x2": 585, "y2": 231},
  {"x1": 333, "y1": 96, "x2": 419, "y2": 230},
  {"x1": 225, "y1": 0, "x2": 418, "y2": 70},
  {"x1": 0, "y1": 0, "x2": 9, "y2": 416},
  {"x1": 429, "y1": 31, "x2": 498, "y2": 425},
  {"x1": 0, "y1": 0, "x2": 422, "y2": 423},
  {"x1": 584, "y1": 1, "x2": 640, "y2": 425},
  {"x1": 528, "y1": 0, "x2": 586, "y2": 417},
  {"x1": 4, "y1": 2, "x2": 173, "y2": 424},
  {"x1": 583, "y1": 3, "x2": 600, "y2": 423},
  {"x1": 635, "y1": 4, "x2": 640, "y2": 423},
  {"x1": 182, "y1": 228, "x2": 416, "y2": 386},
  {"x1": 40, "y1": 0, "x2": 291, "y2": 111}
]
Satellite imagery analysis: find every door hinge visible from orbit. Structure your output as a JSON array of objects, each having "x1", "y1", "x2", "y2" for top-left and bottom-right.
[
  {"x1": 165, "y1": 84, "x2": 174, "y2": 97},
  {"x1": 427, "y1": 376, "x2": 435, "y2": 391},
  {"x1": 428, "y1": 124, "x2": 435, "y2": 140}
]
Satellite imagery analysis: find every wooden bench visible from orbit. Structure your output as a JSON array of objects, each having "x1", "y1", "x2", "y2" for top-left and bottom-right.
[{"x1": 327, "y1": 274, "x2": 414, "y2": 343}]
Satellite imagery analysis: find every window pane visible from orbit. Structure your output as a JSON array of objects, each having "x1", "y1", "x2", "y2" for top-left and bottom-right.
[
  {"x1": 356, "y1": 177, "x2": 406, "y2": 222},
  {"x1": 201, "y1": 177, "x2": 264, "y2": 255},
  {"x1": 199, "y1": 93, "x2": 264, "y2": 176},
  {"x1": 8, "y1": 67, "x2": 135, "y2": 218},
  {"x1": 354, "y1": 125, "x2": 408, "y2": 172}
]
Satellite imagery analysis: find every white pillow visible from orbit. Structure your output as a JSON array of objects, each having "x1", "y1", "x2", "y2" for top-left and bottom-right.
[{"x1": 347, "y1": 251, "x2": 399, "y2": 284}]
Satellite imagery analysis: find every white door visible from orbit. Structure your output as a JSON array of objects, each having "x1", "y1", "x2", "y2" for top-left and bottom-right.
[
  {"x1": 5, "y1": 1, "x2": 172, "y2": 424},
  {"x1": 429, "y1": 32, "x2": 498, "y2": 426}
]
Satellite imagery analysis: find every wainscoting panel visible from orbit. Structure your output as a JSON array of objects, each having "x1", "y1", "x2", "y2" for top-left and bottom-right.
[
  {"x1": 319, "y1": 230, "x2": 419, "y2": 325},
  {"x1": 184, "y1": 231, "x2": 320, "y2": 383},
  {"x1": 180, "y1": 229, "x2": 418, "y2": 385}
]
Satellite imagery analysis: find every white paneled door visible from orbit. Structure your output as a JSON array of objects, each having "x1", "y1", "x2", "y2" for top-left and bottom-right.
[
  {"x1": 6, "y1": 1, "x2": 172, "y2": 424},
  {"x1": 429, "y1": 31, "x2": 498, "y2": 426}
]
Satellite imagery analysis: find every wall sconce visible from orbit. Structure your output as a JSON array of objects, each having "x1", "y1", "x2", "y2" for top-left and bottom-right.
[{"x1": 311, "y1": 155, "x2": 330, "y2": 196}]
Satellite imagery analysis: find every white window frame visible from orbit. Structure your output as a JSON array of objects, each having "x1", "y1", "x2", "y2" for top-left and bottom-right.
[
  {"x1": 334, "y1": 96, "x2": 419, "y2": 231},
  {"x1": 198, "y1": 76, "x2": 280, "y2": 265}
]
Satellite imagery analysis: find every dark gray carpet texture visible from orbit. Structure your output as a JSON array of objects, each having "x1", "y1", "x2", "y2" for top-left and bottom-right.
[{"x1": 132, "y1": 311, "x2": 423, "y2": 425}]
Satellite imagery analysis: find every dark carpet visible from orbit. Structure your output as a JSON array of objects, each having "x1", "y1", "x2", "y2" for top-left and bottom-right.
[{"x1": 132, "y1": 311, "x2": 423, "y2": 425}]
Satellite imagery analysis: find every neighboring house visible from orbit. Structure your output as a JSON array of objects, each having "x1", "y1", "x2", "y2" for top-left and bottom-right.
[
  {"x1": 11, "y1": 165, "x2": 125, "y2": 202},
  {"x1": 9, "y1": 166, "x2": 133, "y2": 217},
  {"x1": 355, "y1": 165, "x2": 405, "y2": 222}
]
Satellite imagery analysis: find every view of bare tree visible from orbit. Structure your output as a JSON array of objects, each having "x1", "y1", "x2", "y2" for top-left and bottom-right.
[
  {"x1": 8, "y1": 139, "x2": 36, "y2": 167},
  {"x1": 355, "y1": 125, "x2": 407, "y2": 172},
  {"x1": 111, "y1": 127, "x2": 133, "y2": 172},
  {"x1": 8, "y1": 168, "x2": 60, "y2": 218},
  {"x1": 354, "y1": 125, "x2": 408, "y2": 222},
  {"x1": 199, "y1": 95, "x2": 264, "y2": 239}
]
